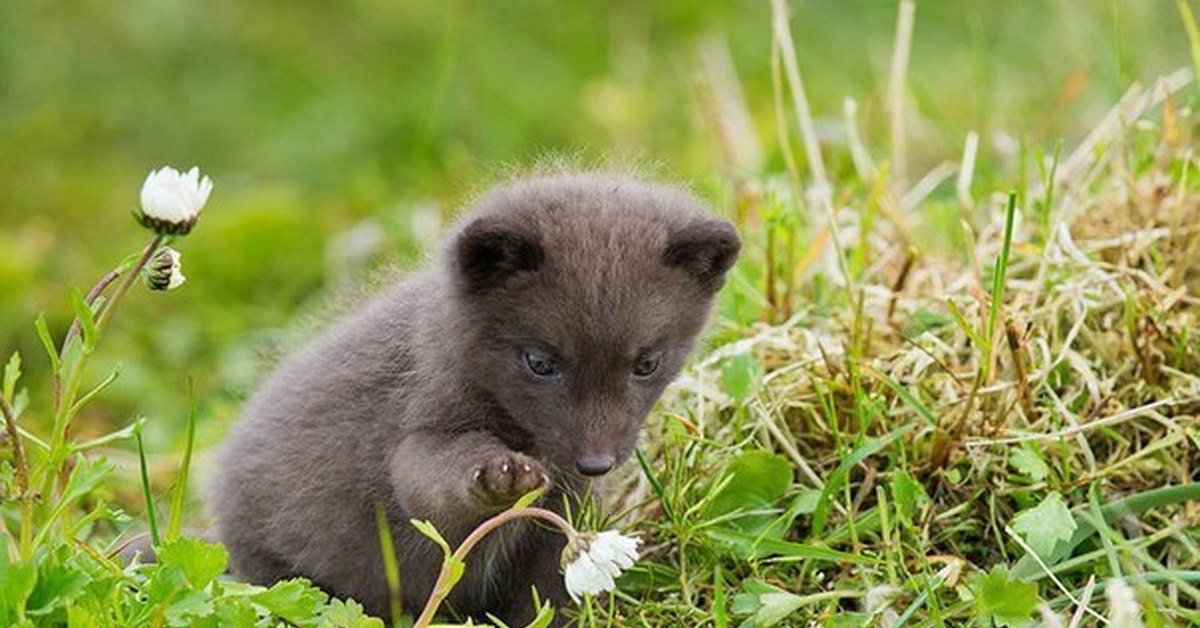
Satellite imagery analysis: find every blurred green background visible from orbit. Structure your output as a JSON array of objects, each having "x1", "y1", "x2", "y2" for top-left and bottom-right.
[{"x1": 0, "y1": 1, "x2": 1189, "y2": 456}]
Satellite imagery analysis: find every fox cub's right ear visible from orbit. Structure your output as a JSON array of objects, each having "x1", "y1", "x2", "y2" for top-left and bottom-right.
[
  {"x1": 455, "y1": 216, "x2": 545, "y2": 293},
  {"x1": 664, "y1": 219, "x2": 741, "y2": 293}
]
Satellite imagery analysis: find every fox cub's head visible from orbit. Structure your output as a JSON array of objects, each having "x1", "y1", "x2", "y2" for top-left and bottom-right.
[{"x1": 446, "y1": 174, "x2": 740, "y2": 481}]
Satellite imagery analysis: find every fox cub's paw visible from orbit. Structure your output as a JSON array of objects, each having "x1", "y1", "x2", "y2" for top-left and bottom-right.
[{"x1": 470, "y1": 451, "x2": 550, "y2": 510}]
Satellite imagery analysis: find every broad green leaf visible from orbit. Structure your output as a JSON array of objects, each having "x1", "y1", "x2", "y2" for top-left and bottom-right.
[
  {"x1": 1013, "y1": 482, "x2": 1200, "y2": 580},
  {"x1": 250, "y1": 578, "x2": 329, "y2": 624},
  {"x1": 721, "y1": 352, "x2": 763, "y2": 401},
  {"x1": 26, "y1": 554, "x2": 90, "y2": 615},
  {"x1": 143, "y1": 563, "x2": 216, "y2": 626},
  {"x1": 755, "y1": 592, "x2": 807, "y2": 626},
  {"x1": 890, "y1": 469, "x2": 928, "y2": 522},
  {"x1": 730, "y1": 579, "x2": 780, "y2": 616},
  {"x1": 969, "y1": 565, "x2": 1039, "y2": 627},
  {"x1": 1011, "y1": 492, "x2": 1076, "y2": 558},
  {"x1": 0, "y1": 538, "x2": 37, "y2": 624},
  {"x1": 1009, "y1": 447, "x2": 1050, "y2": 482},
  {"x1": 157, "y1": 537, "x2": 228, "y2": 589},
  {"x1": 36, "y1": 456, "x2": 114, "y2": 546},
  {"x1": 210, "y1": 596, "x2": 259, "y2": 627},
  {"x1": 164, "y1": 590, "x2": 215, "y2": 626},
  {"x1": 706, "y1": 450, "x2": 792, "y2": 536},
  {"x1": 318, "y1": 598, "x2": 386, "y2": 627},
  {"x1": 67, "y1": 605, "x2": 100, "y2": 627},
  {"x1": 729, "y1": 580, "x2": 806, "y2": 627}
]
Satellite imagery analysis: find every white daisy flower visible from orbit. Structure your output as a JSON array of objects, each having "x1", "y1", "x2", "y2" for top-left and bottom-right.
[
  {"x1": 144, "y1": 247, "x2": 186, "y2": 291},
  {"x1": 138, "y1": 166, "x2": 213, "y2": 235},
  {"x1": 561, "y1": 530, "x2": 640, "y2": 602}
]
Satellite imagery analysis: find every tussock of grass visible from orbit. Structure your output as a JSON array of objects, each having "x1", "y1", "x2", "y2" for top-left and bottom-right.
[{"x1": 591, "y1": 35, "x2": 1200, "y2": 628}]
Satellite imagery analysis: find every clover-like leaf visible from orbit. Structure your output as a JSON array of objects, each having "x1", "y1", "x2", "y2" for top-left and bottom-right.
[
  {"x1": 969, "y1": 565, "x2": 1040, "y2": 627},
  {"x1": 1011, "y1": 492, "x2": 1076, "y2": 558}
]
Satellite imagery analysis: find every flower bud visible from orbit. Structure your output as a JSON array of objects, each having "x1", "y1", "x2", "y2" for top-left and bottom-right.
[
  {"x1": 144, "y1": 247, "x2": 186, "y2": 291},
  {"x1": 137, "y1": 166, "x2": 213, "y2": 235}
]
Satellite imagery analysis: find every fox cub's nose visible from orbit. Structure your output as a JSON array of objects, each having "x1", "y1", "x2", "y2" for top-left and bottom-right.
[{"x1": 575, "y1": 454, "x2": 616, "y2": 476}]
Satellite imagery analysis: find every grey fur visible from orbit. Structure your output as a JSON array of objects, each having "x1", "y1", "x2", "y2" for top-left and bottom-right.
[{"x1": 210, "y1": 172, "x2": 740, "y2": 624}]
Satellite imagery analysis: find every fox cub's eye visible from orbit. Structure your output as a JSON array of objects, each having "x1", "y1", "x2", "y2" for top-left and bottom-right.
[
  {"x1": 632, "y1": 354, "x2": 661, "y2": 379},
  {"x1": 522, "y1": 349, "x2": 561, "y2": 380}
]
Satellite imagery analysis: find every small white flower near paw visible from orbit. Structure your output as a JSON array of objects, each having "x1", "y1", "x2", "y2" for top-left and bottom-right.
[{"x1": 561, "y1": 529, "x2": 640, "y2": 602}]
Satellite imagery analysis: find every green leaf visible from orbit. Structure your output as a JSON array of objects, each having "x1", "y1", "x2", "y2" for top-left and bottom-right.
[
  {"x1": 69, "y1": 288, "x2": 99, "y2": 352},
  {"x1": 318, "y1": 598, "x2": 386, "y2": 627},
  {"x1": 890, "y1": 468, "x2": 928, "y2": 522},
  {"x1": 721, "y1": 352, "x2": 763, "y2": 401},
  {"x1": 729, "y1": 580, "x2": 805, "y2": 627},
  {"x1": 969, "y1": 565, "x2": 1039, "y2": 627},
  {"x1": 706, "y1": 450, "x2": 792, "y2": 536},
  {"x1": 34, "y1": 455, "x2": 115, "y2": 548},
  {"x1": 1012, "y1": 483, "x2": 1200, "y2": 580},
  {"x1": 157, "y1": 537, "x2": 228, "y2": 589},
  {"x1": 704, "y1": 528, "x2": 875, "y2": 564},
  {"x1": 410, "y1": 519, "x2": 452, "y2": 557},
  {"x1": 26, "y1": 554, "x2": 90, "y2": 615},
  {"x1": 374, "y1": 503, "x2": 402, "y2": 622},
  {"x1": 517, "y1": 597, "x2": 555, "y2": 628},
  {"x1": 210, "y1": 596, "x2": 260, "y2": 627},
  {"x1": 811, "y1": 424, "x2": 914, "y2": 536},
  {"x1": 144, "y1": 564, "x2": 215, "y2": 626},
  {"x1": 512, "y1": 486, "x2": 546, "y2": 510},
  {"x1": 1009, "y1": 446, "x2": 1050, "y2": 482},
  {"x1": 34, "y1": 315, "x2": 60, "y2": 373},
  {"x1": 250, "y1": 578, "x2": 329, "y2": 624},
  {"x1": 168, "y1": 393, "x2": 199, "y2": 541},
  {"x1": 713, "y1": 564, "x2": 728, "y2": 628},
  {"x1": 902, "y1": 308, "x2": 953, "y2": 339},
  {"x1": 136, "y1": 425, "x2": 160, "y2": 547},
  {"x1": 3, "y1": 352, "x2": 20, "y2": 401},
  {"x1": 0, "y1": 538, "x2": 37, "y2": 624},
  {"x1": 1010, "y1": 491, "x2": 1076, "y2": 558}
]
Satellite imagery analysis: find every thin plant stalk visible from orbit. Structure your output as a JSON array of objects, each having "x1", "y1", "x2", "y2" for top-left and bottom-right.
[
  {"x1": 37, "y1": 233, "x2": 164, "y2": 554},
  {"x1": 985, "y1": 192, "x2": 1017, "y2": 383},
  {"x1": 413, "y1": 507, "x2": 575, "y2": 628},
  {"x1": 0, "y1": 392, "x2": 32, "y2": 554}
]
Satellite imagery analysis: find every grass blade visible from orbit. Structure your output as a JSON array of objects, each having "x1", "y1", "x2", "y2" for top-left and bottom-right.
[
  {"x1": 811, "y1": 424, "x2": 914, "y2": 537},
  {"x1": 166, "y1": 387, "x2": 198, "y2": 541},
  {"x1": 135, "y1": 423, "x2": 160, "y2": 548},
  {"x1": 375, "y1": 503, "x2": 404, "y2": 623}
]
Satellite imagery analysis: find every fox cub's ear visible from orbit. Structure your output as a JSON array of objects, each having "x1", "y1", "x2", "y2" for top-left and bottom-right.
[
  {"x1": 664, "y1": 219, "x2": 741, "y2": 293},
  {"x1": 456, "y1": 216, "x2": 545, "y2": 293}
]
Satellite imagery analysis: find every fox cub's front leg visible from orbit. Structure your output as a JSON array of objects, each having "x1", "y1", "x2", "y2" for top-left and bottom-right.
[{"x1": 389, "y1": 430, "x2": 550, "y2": 525}]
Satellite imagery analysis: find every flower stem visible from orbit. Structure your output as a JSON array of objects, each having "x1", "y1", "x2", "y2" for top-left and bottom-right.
[
  {"x1": 36, "y1": 234, "x2": 164, "y2": 554},
  {"x1": 54, "y1": 266, "x2": 123, "y2": 408},
  {"x1": 412, "y1": 507, "x2": 576, "y2": 628},
  {"x1": 1, "y1": 392, "x2": 33, "y2": 556}
]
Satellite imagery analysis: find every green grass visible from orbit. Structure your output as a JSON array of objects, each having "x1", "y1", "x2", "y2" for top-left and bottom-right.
[{"x1": 2, "y1": 1, "x2": 1200, "y2": 626}]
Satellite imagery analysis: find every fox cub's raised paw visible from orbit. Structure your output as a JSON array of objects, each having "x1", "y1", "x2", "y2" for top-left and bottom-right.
[{"x1": 470, "y1": 451, "x2": 550, "y2": 511}]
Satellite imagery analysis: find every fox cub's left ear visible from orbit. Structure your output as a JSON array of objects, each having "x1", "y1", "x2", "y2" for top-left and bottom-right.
[{"x1": 664, "y1": 219, "x2": 741, "y2": 293}]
